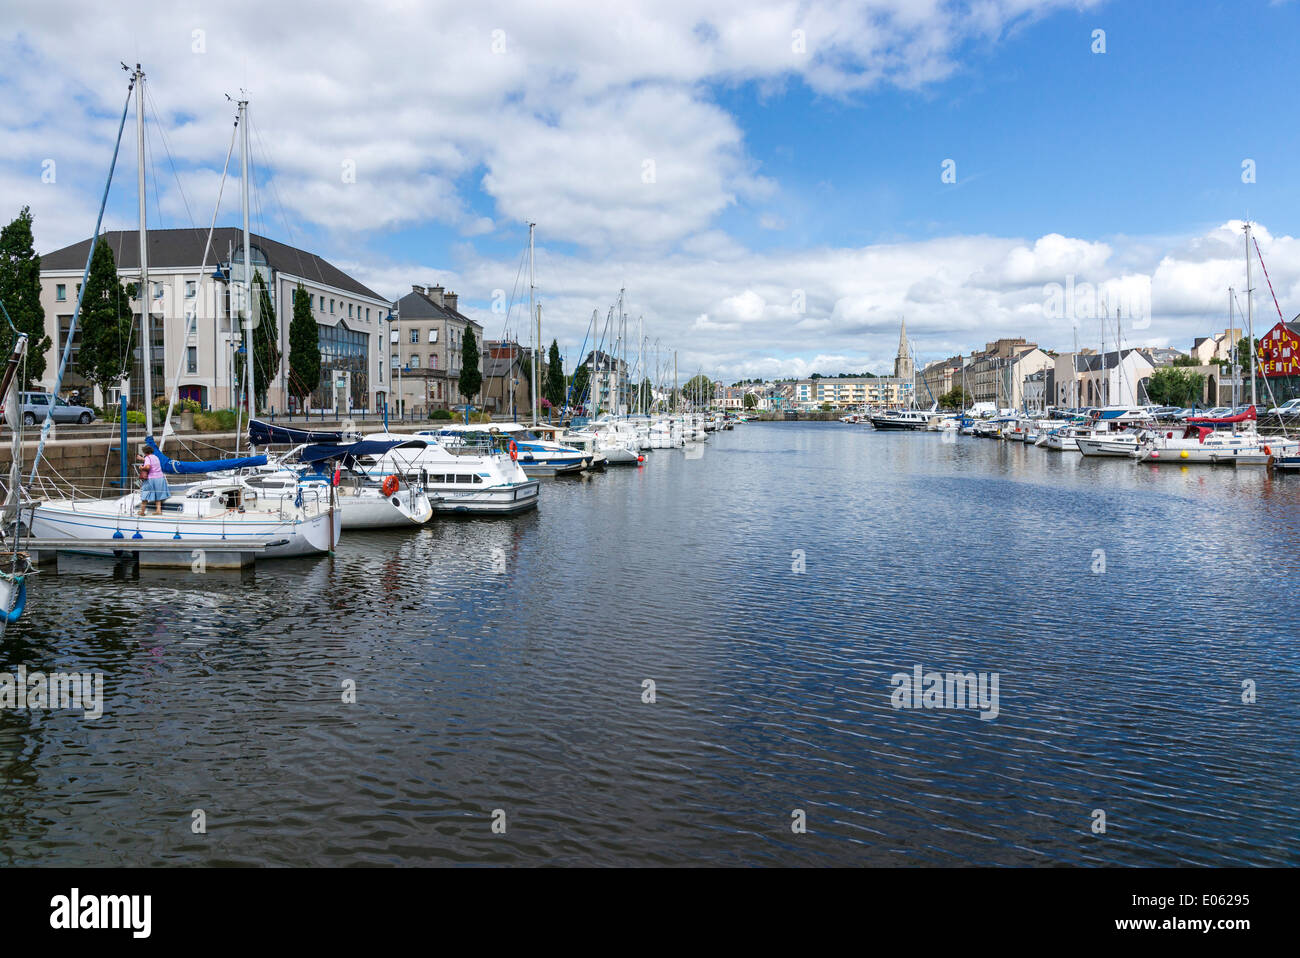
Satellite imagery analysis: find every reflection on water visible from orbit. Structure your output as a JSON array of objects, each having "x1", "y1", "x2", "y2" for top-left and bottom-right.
[{"x1": 2, "y1": 422, "x2": 1298, "y2": 865}]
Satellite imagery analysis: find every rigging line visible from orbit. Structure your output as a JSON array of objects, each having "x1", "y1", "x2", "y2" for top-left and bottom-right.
[
  {"x1": 145, "y1": 86, "x2": 199, "y2": 232},
  {"x1": 249, "y1": 116, "x2": 311, "y2": 284},
  {"x1": 158, "y1": 112, "x2": 239, "y2": 452},
  {"x1": 1251, "y1": 235, "x2": 1286, "y2": 323},
  {"x1": 31, "y1": 75, "x2": 135, "y2": 485}
]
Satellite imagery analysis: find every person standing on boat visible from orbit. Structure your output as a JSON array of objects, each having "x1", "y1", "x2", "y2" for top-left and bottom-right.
[{"x1": 137, "y1": 442, "x2": 169, "y2": 516}]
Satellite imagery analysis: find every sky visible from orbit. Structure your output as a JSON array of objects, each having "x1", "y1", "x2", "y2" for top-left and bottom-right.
[{"x1": 2, "y1": 0, "x2": 1299, "y2": 381}]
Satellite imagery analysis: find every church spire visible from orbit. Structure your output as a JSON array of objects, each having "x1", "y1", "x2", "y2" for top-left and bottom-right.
[{"x1": 893, "y1": 316, "x2": 913, "y2": 382}]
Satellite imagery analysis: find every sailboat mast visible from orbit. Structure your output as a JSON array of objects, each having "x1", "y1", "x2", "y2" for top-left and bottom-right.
[
  {"x1": 239, "y1": 95, "x2": 254, "y2": 427},
  {"x1": 135, "y1": 65, "x2": 154, "y2": 439},
  {"x1": 1229, "y1": 288, "x2": 1237, "y2": 407},
  {"x1": 1245, "y1": 222, "x2": 1257, "y2": 408},
  {"x1": 528, "y1": 222, "x2": 536, "y2": 425}
]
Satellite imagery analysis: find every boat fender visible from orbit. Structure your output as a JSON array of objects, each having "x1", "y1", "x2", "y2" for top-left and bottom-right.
[
  {"x1": 333, "y1": 468, "x2": 341, "y2": 487},
  {"x1": 2, "y1": 577, "x2": 26, "y2": 623},
  {"x1": 509, "y1": 439, "x2": 518, "y2": 461},
  {"x1": 381, "y1": 474, "x2": 400, "y2": 497}
]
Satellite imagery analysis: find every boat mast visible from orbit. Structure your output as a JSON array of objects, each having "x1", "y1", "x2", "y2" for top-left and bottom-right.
[
  {"x1": 1228, "y1": 288, "x2": 1237, "y2": 408},
  {"x1": 239, "y1": 95, "x2": 255, "y2": 433},
  {"x1": 135, "y1": 65, "x2": 154, "y2": 439},
  {"x1": 1245, "y1": 221, "x2": 1257, "y2": 409},
  {"x1": 528, "y1": 222, "x2": 536, "y2": 426}
]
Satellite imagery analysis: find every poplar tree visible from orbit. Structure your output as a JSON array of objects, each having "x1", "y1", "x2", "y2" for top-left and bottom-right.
[
  {"x1": 287, "y1": 284, "x2": 321, "y2": 408},
  {"x1": 459, "y1": 326, "x2": 481, "y2": 405},
  {"x1": 0, "y1": 207, "x2": 52, "y2": 387},
  {"x1": 75, "y1": 238, "x2": 135, "y2": 408}
]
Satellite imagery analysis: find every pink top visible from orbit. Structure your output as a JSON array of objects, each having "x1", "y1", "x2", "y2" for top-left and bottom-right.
[{"x1": 143, "y1": 454, "x2": 162, "y2": 479}]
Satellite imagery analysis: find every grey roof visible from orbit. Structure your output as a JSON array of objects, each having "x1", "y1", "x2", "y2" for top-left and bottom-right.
[
  {"x1": 41, "y1": 228, "x2": 383, "y2": 301},
  {"x1": 393, "y1": 289, "x2": 482, "y2": 328}
]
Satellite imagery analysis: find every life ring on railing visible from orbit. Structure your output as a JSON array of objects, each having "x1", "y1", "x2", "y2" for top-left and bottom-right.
[
  {"x1": 508, "y1": 439, "x2": 518, "y2": 461},
  {"x1": 1263, "y1": 445, "x2": 1272, "y2": 456},
  {"x1": 381, "y1": 474, "x2": 400, "y2": 497}
]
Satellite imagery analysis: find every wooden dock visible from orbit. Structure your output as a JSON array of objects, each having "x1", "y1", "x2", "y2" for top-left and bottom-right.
[{"x1": 19, "y1": 537, "x2": 286, "y2": 570}]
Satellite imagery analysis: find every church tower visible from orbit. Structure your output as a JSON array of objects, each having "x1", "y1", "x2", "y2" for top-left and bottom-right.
[{"x1": 893, "y1": 317, "x2": 914, "y2": 382}]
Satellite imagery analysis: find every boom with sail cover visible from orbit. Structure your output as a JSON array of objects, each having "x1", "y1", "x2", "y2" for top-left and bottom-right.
[
  {"x1": 145, "y1": 437, "x2": 267, "y2": 475},
  {"x1": 248, "y1": 419, "x2": 346, "y2": 446}
]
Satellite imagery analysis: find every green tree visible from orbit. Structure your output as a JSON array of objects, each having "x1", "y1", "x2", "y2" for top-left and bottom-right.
[
  {"x1": 0, "y1": 207, "x2": 53, "y2": 387},
  {"x1": 1172, "y1": 355, "x2": 1200, "y2": 367},
  {"x1": 287, "y1": 284, "x2": 321, "y2": 409},
  {"x1": 544, "y1": 339, "x2": 565, "y2": 410},
  {"x1": 75, "y1": 238, "x2": 135, "y2": 408},
  {"x1": 938, "y1": 386, "x2": 973, "y2": 409},
  {"x1": 636, "y1": 377, "x2": 653, "y2": 411},
  {"x1": 458, "y1": 325, "x2": 482, "y2": 405},
  {"x1": 743, "y1": 392, "x2": 757, "y2": 409},
  {"x1": 570, "y1": 363, "x2": 590, "y2": 408},
  {"x1": 683, "y1": 374, "x2": 712, "y2": 406},
  {"x1": 1147, "y1": 367, "x2": 1204, "y2": 407},
  {"x1": 246, "y1": 273, "x2": 282, "y2": 410}
]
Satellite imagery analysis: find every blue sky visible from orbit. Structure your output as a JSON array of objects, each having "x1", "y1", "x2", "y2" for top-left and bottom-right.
[{"x1": 4, "y1": 0, "x2": 1299, "y2": 379}]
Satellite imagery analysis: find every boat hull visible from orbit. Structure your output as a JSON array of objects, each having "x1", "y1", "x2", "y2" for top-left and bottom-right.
[{"x1": 26, "y1": 501, "x2": 339, "y2": 558}]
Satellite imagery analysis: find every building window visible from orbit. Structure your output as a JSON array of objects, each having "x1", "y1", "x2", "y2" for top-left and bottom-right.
[
  {"x1": 330, "y1": 299, "x2": 335, "y2": 313},
  {"x1": 409, "y1": 329, "x2": 419, "y2": 344},
  {"x1": 56, "y1": 284, "x2": 66, "y2": 301},
  {"x1": 348, "y1": 304, "x2": 353, "y2": 318},
  {"x1": 366, "y1": 308, "x2": 371, "y2": 322},
  {"x1": 428, "y1": 328, "x2": 438, "y2": 343},
  {"x1": 185, "y1": 280, "x2": 196, "y2": 298},
  {"x1": 187, "y1": 346, "x2": 197, "y2": 374},
  {"x1": 391, "y1": 352, "x2": 400, "y2": 369},
  {"x1": 410, "y1": 355, "x2": 420, "y2": 369},
  {"x1": 153, "y1": 282, "x2": 164, "y2": 299},
  {"x1": 430, "y1": 354, "x2": 437, "y2": 369}
]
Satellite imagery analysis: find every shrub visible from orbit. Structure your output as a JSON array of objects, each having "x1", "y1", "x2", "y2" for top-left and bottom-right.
[
  {"x1": 193, "y1": 409, "x2": 239, "y2": 433},
  {"x1": 429, "y1": 408, "x2": 452, "y2": 420}
]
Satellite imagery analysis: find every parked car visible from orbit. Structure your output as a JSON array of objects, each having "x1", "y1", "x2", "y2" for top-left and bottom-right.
[
  {"x1": 0, "y1": 391, "x2": 97, "y2": 426},
  {"x1": 1268, "y1": 398, "x2": 1300, "y2": 416}
]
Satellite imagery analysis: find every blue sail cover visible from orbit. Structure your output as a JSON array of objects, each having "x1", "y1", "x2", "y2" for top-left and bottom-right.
[
  {"x1": 297, "y1": 440, "x2": 404, "y2": 465},
  {"x1": 146, "y1": 437, "x2": 267, "y2": 475},
  {"x1": 248, "y1": 419, "x2": 344, "y2": 446}
]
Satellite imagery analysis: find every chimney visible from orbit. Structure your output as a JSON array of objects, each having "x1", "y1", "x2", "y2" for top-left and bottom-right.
[
  {"x1": 428, "y1": 285, "x2": 444, "y2": 306},
  {"x1": 444, "y1": 291, "x2": 458, "y2": 312},
  {"x1": 411, "y1": 285, "x2": 425, "y2": 295}
]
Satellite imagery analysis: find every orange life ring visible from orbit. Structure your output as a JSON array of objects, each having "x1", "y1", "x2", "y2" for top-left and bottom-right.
[
  {"x1": 508, "y1": 439, "x2": 518, "y2": 461},
  {"x1": 1263, "y1": 445, "x2": 1272, "y2": 457},
  {"x1": 381, "y1": 474, "x2": 399, "y2": 496}
]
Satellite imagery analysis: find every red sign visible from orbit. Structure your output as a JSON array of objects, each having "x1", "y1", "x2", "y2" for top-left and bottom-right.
[{"x1": 1256, "y1": 322, "x2": 1300, "y2": 377}]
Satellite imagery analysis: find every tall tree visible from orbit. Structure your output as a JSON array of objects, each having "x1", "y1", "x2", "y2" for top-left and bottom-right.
[
  {"x1": 569, "y1": 363, "x2": 590, "y2": 409},
  {"x1": 75, "y1": 238, "x2": 135, "y2": 408},
  {"x1": 287, "y1": 284, "x2": 321, "y2": 409},
  {"x1": 1147, "y1": 367, "x2": 1204, "y2": 407},
  {"x1": 0, "y1": 207, "x2": 53, "y2": 387},
  {"x1": 458, "y1": 325, "x2": 482, "y2": 406},
  {"x1": 544, "y1": 339, "x2": 565, "y2": 410},
  {"x1": 683, "y1": 374, "x2": 712, "y2": 406},
  {"x1": 243, "y1": 272, "x2": 281, "y2": 410}
]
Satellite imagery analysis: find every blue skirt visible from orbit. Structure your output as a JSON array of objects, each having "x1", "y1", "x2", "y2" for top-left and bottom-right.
[{"x1": 141, "y1": 476, "x2": 170, "y2": 502}]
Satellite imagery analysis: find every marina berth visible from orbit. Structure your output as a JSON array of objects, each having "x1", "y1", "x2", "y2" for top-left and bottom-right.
[
  {"x1": 431, "y1": 423, "x2": 587, "y2": 476},
  {"x1": 1073, "y1": 408, "x2": 1154, "y2": 457},
  {"x1": 234, "y1": 440, "x2": 436, "y2": 529},
  {"x1": 358, "y1": 432, "x2": 540, "y2": 515}
]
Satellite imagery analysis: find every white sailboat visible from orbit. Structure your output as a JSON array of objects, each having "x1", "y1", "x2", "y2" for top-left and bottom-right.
[{"x1": 25, "y1": 70, "x2": 340, "y2": 559}]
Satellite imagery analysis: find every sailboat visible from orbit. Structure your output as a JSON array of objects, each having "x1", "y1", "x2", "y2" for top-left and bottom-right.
[{"x1": 24, "y1": 68, "x2": 340, "y2": 558}]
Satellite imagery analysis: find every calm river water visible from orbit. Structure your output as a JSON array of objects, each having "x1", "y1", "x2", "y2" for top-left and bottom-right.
[{"x1": 2, "y1": 421, "x2": 1297, "y2": 865}]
